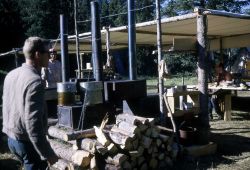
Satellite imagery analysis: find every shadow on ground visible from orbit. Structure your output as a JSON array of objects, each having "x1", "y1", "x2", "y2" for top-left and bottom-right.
[
  {"x1": 0, "y1": 159, "x2": 21, "y2": 170},
  {"x1": 0, "y1": 133, "x2": 22, "y2": 170},
  {"x1": 173, "y1": 114, "x2": 250, "y2": 170}
]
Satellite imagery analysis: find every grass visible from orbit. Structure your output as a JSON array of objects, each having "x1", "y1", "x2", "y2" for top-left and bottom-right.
[
  {"x1": 145, "y1": 75, "x2": 197, "y2": 94},
  {"x1": 146, "y1": 75, "x2": 198, "y2": 87}
]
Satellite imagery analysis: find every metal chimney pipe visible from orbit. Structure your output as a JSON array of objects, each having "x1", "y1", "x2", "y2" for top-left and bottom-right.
[
  {"x1": 128, "y1": 0, "x2": 137, "y2": 80},
  {"x1": 91, "y1": 1, "x2": 103, "y2": 81},
  {"x1": 60, "y1": 14, "x2": 70, "y2": 82}
]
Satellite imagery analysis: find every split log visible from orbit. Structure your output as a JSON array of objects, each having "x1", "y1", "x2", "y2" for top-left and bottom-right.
[
  {"x1": 116, "y1": 113, "x2": 155, "y2": 126},
  {"x1": 110, "y1": 126, "x2": 135, "y2": 138},
  {"x1": 141, "y1": 136, "x2": 152, "y2": 149},
  {"x1": 106, "y1": 153, "x2": 128, "y2": 166},
  {"x1": 156, "y1": 125, "x2": 173, "y2": 133},
  {"x1": 90, "y1": 156, "x2": 98, "y2": 170},
  {"x1": 75, "y1": 138, "x2": 97, "y2": 153},
  {"x1": 72, "y1": 140, "x2": 82, "y2": 151},
  {"x1": 158, "y1": 160, "x2": 168, "y2": 169},
  {"x1": 138, "y1": 124, "x2": 148, "y2": 132},
  {"x1": 140, "y1": 162, "x2": 148, "y2": 170},
  {"x1": 147, "y1": 146, "x2": 153, "y2": 154},
  {"x1": 107, "y1": 143, "x2": 118, "y2": 154},
  {"x1": 149, "y1": 158, "x2": 158, "y2": 169},
  {"x1": 96, "y1": 144, "x2": 108, "y2": 155},
  {"x1": 145, "y1": 128, "x2": 152, "y2": 137},
  {"x1": 137, "y1": 146, "x2": 144, "y2": 157},
  {"x1": 165, "y1": 156, "x2": 173, "y2": 167},
  {"x1": 64, "y1": 128, "x2": 96, "y2": 141},
  {"x1": 132, "y1": 138, "x2": 139, "y2": 149},
  {"x1": 122, "y1": 161, "x2": 131, "y2": 169},
  {"x1": 48, "y1": 126, "x2": 74, "y2": 142},
  {"x1": 49, "y1": 139, "x2": 91, "y2": 167},
  {"x1": 61, "y1": 125, "x2": 114, "y2": 141},
  {"x1": 108, "y1": 131, "x2": 134, "y2": 150},
  {"x1": 116, "y1": 121, "x2": 140, "y2": 135},
  {"x1": 105, "y1": 164, "x2": 121, "y2": 170},
  {"x1": 137, "y1": 157, "x2": 145, "y2": 166},
  {"x1": 51, "y1": 159, "x2": 80, "y2": 170},
  {"x1": 151, "y1": 127, "x2": 160, "y2": 138},
  {"x1": 158, "y1": 153, "x2": 165, "y2": 160},
  {"x1": 48, "y1": 118, "x2": 58, "y2": 126},
  {"x1": 94, "y1": 126, "x2": 110, "y2": 147},
  {"x1": 71, "y1": 150, "x2": 91, "y2": 167},
  {"x1": 159, "y1": 134, "x2": 171, "y2": 143}
]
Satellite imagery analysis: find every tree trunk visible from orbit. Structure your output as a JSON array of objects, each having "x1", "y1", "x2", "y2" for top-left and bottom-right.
[
  {"x1": 197, "y1": 3, "x2": 209, "y2": 144},
  {"x1": 49, "y1": 139, "x2": 91, "y2": 167}
]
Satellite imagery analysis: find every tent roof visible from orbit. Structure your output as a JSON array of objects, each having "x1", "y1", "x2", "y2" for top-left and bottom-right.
[{"x1": 54, "y1": 8, "x2": 250, "y2": 53}]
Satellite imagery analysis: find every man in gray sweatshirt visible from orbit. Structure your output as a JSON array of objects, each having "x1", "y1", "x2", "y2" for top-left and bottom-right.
[{"x1": 2, "y1": 37, "x2": 58, "y2": 169}]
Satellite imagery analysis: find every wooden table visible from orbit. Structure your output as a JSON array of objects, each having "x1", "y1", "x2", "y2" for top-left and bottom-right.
[
  {"x1": 208, "y1": 84, "x2": 249, "y2": 121},
  {"x1": 164, "y1": 90, "x2": 200, "y2": 117}
]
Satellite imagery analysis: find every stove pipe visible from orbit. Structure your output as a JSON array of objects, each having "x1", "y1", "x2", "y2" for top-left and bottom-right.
[
  {"x1": 91, "y1": 1, "x2": 103, "y2": 81},
  {"x1": 60, "y1": 14, "x2": 70, "y2": 82},
  {"x1": 128, "y1": 0, "x2": 137, "y2": 80}
]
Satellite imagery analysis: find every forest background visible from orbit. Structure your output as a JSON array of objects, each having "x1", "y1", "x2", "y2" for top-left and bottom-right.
[{"x1": 0, "y1": 0, "x2": 250, "y2": 80}]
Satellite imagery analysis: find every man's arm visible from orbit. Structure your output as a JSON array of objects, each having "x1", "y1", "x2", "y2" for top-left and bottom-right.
[
  {"x1": 24, "y1": 81, "x2": 58, "y2": 163},
  {"x1": 225, "y1": 72, "x2": 233, "y2": 81}
]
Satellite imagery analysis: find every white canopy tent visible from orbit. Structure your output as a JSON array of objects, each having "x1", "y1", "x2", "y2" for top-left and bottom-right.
[{"x1": 53, "y1": 8, "x2": 250, "y2": 53}]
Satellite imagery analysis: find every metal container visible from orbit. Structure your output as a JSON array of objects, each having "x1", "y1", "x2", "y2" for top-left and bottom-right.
[
  {"x1": 80, "y1": 81, "x2": 103, "y2": 106},
  {"x1": 57, "y1": 82, "x2": 77, "y2": 106},
  {"x1": 179, "y1": 123, "x2": 196, "y2": 146},
  {"x1": 57, "y1": 105, "x2": 82, "y2": 129}
]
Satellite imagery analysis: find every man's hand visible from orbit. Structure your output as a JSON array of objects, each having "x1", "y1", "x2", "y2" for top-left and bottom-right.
[{"x1": 47, "y1": 155, "x2": 59, "y2": 166}]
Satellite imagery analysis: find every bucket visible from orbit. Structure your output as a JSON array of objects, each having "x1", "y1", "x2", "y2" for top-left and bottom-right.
[
  {"x1": 80, "y1": 81, "x2": 103, "y2": 106},
  {"x1": 179, "y1": 122, "x2": 196, "y2": 146},
  {"x1": 57, "y1": 82, "x2": 77, "y2": 106}
]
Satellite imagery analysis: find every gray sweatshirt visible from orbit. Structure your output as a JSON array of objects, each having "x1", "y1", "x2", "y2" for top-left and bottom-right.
[{"x1": 2, "y1": 63, "x2": 56, "y2": 160}]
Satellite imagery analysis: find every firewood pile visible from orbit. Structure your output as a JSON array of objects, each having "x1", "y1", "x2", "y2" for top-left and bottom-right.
[{"x1": 48, "y1": 113, "x2": 178, "y2": 170}]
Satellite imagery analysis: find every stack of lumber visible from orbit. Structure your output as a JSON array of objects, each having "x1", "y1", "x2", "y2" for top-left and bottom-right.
[{"x1": 48, "y1": 113, "x2": 177, "y2": 170}]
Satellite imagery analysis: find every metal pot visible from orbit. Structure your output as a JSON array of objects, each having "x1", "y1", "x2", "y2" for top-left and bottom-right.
[{"x1": 57, "y1": 82, "x2": 77, "y2": 106}]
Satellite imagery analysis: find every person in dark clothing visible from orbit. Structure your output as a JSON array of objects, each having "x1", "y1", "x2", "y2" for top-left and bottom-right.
[
  {"x1": 2, "y1": 37, "x2": 58, "y2": 170},
  {"x1": 209, "y1": 63, "x2": 232, "y2": 120}
]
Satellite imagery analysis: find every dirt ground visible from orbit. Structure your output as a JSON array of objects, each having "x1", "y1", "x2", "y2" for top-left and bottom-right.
[
  {"x1": 0, "y1": 110, "x2": 249, "y2": 170},
  {"x1": 175, "y1": 111, "x2": 250, "y2": 170}
]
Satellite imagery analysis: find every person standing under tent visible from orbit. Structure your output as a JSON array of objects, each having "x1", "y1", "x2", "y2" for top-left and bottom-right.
[
  {"x1": 42, "y1": 48, "x2": 61, "y2": 88},
  {"x1": 2, "y1": 37, "x2": 58, "y2": 169}
]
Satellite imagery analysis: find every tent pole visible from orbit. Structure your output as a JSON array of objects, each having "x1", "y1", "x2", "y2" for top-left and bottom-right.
[
  {"x1": 156, "y1": 0, "x2": 165, "y2": 124},
  {"x1": 197, "y1": 4, "x2": 209, "y2": 144},
  {"x1": 74, "y1": 0, "x2": 81, "y2": 78},
  {"x1": 220, "y1": 38, "x2": 223, "y2": 63}
]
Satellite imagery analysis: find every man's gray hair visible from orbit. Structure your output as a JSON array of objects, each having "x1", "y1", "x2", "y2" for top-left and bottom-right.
[{"x1": 23, "y1": 37, "x2": 50, "y2": 59}]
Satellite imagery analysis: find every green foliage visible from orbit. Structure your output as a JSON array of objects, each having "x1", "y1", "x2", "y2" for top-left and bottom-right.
[
  {"x1": 135, "y1": 0, "x2": 155, "y2": 22},
  {"x1": 77, "y1": 0, "x2": 91, "y2": 32},
  {"x1": 100, "y1": 0, "x2": 155, "y2": 27},
  {"x1": 136, "y1": 46, "x2": 157, "y2": 76},
  {"x1": 163, "y1": 0, "x2": 250, "y2": 17},
  {"x1": 206, "y1": 0, "x2": 250, "y2": 13},
  {"x1": 17, "y1": 0, "x2": 76, "y2": 38},
  {"x1": 0, "y1": 0, "x2": 25, "y2": 51},
  {"x1": 100, "y1": 0, "x2": 110, "y2": 27},
  {"x1": 164, "y1": 52, "x2": 197, "y2": 75},
  {"x1": 108, "y1": 0, "x2": 127, "y2": 26}
]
